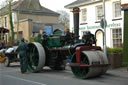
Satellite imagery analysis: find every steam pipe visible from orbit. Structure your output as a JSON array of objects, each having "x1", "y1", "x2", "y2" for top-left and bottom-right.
[{"x1": 72, "y1": 7, "x2": 80, "y2": 43}]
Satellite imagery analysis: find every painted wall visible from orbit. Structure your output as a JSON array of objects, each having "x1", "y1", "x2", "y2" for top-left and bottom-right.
[
  {"x1": 0, "y1": 14, "x2": 10, "y2": 29},
  {"x1": 17, "y1": 19, "x2": 32, "y2": 40}
]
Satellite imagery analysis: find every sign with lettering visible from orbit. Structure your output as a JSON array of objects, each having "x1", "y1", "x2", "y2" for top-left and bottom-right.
[{"x1": 78, "y1": 23, "x2": 121, "y2": 30}]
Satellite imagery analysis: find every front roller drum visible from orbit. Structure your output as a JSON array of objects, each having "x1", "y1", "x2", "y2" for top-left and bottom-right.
[
  {"x1": 71, "y1": 51, "x2": 109, "y2": 79},
  {"x1": 27, "y1": 42, "x2": 46, "y2": 72},
  {"x1": 71, "y1": 52, "x2": 89, "y2": 79}
]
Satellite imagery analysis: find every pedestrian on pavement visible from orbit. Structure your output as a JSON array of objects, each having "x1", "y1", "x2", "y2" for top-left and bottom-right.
[
  {"x1": 0, "y1": 42, "x2": 4, "y2": 49},
  {"x1": 17, "y1": 38, "x2": 29, "y2": 74}
]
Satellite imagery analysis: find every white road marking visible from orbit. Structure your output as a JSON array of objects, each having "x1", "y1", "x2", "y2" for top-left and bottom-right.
[
  {"x1": 5, "y1": 75, "x2": 47, "y2": 85},
  {"x1": 0, "y1": 70, "x2": 19, "y2": 73}
]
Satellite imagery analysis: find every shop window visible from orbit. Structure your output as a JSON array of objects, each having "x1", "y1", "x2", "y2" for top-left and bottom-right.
[
  {"x1": 113, "y1": 1, "x2": 121, "y2": 19},
  {"x1": 96, "y1": 5, "x2": 103, "y2": 21},
  {"x1": 112, "y1": 28, "x2": 122, "y2": 47},
  {"x1": 81, "y1": 8, "x2": 87, "y2": 23}
]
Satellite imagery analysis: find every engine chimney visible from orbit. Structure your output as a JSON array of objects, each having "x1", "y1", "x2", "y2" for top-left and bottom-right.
[{"x1": 72, "y1": 7, "x2": 80, "y2": 43}]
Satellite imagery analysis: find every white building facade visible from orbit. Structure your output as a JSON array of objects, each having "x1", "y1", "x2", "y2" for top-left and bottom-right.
[{"x1": 65, "y1": 0, "x2": 123, "y2": 48}]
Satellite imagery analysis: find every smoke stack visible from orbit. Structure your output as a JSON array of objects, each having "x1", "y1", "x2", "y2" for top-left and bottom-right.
[{"x1": 72, "y1": 7, "x2": 80, "y2": 43}]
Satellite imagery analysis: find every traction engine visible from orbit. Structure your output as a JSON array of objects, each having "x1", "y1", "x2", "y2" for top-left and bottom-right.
[{"x1": 27, "y1": 7, "x2": 109, "y2": 79}]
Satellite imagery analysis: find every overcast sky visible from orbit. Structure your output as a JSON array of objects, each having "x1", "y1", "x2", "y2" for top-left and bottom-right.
[
  {"x1": 0, "y1": 0, "x2": 76, "y2": 12},
  {"x1": 40, "y1": 0, "x2": 76, "y2": 12}
]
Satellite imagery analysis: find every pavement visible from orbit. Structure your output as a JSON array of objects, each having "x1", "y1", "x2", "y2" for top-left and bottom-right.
[{"x1": 107, "y1": 67, "x2": 128, "y2": 78}]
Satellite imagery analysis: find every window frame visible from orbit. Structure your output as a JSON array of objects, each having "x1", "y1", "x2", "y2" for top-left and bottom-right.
[
  {"x1": 113, "y1": 1, "x2": 121, "y2": 19},
  {"x1": 12, "y1": 12, "x2": 17, "y2": 23},
  {"x1": 111, "y1": 28, "x2": 122, "y2": 48},
  {"x1": 95, "y1": 5, "x2": 103, "y2": 21},
  {"x1": 0, "y1": 17, "x2": 1, "y2": 27},
  {"x1": 80, "y1": 8, "x2": 87, "y2": 23},
  {"x1": 4, "y1": 16, "x2": 7, "y2": 27}
]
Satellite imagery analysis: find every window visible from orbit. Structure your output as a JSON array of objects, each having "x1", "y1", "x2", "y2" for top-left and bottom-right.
[
  {"x1": 12, "y1": 13, "x2": 17, "y2": 23},
  {"x1": 113, "y1": 1, "x2": 121, "y2": 18},
  {"x1": 4, "y1": 16, "x2": 7, "y2": 27},
  {"x1": 81, "y1": 8, "x2": 87, "y2": 23},
  {"x1": 96, "y1": 5, "x2": 103, "y2": 21},
  {"x1": 0, "y1": 18, "x2": 1, "y2": 27},
  {"x1": 112, "y1": 28, "x2": 122, "y2": 47}
]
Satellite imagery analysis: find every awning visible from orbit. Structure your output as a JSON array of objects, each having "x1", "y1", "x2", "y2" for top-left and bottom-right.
[{"x1": 0, "y1": 27, "x2": 9, "y2": 33}]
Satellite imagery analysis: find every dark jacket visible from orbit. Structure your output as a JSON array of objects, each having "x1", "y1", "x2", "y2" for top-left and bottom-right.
[{"x1": 17, "y1": 41, "x2": 28, "y2": 57}]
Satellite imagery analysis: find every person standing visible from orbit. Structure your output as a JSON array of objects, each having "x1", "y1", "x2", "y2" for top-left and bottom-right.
[{"x1": 17, "y1": 38, "x2": 28, "y2": 74}]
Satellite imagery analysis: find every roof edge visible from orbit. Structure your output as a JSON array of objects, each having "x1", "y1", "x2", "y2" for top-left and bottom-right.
[
  {"x1": 13, "y1": 0, "x2": 24, "y2": 11},
  {"x1": 13, "y1": 0, "x2": 60, "y2": 16},
  {"x1": 65, "y1": 0, "x2": 102, "y2": 9}
]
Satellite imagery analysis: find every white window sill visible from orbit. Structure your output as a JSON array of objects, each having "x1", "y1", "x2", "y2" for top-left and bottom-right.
[
  {"x1": 112, "y1": 18, "x2": 122, "y2": 21},
  {"x1": 80, "y1": 22, "x2": 88, "y2": 25}
]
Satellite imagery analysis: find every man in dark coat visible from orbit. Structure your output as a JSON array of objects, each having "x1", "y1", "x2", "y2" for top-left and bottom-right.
[{"x1": 17, "y1": 38, "x2": 28, "y2": 74}]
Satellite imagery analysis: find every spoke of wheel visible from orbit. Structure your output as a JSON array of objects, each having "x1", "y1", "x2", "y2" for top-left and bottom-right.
[
  {"x1": 29, "y1": 45, "x2": 39, "y2": 69},
  {"x1": 28, "y1": 45, "x2": 36, "y2": 71}
]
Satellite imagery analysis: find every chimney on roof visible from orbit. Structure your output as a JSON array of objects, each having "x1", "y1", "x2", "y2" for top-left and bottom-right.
[{"x1": 27, "y1": 0, "x2": 41, "y2": 9}]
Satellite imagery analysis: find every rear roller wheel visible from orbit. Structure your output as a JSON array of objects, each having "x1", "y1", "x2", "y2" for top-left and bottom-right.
[
  {"x1": 27, "y1": 42, "x2": 46, "y2": 72},
  {"x1": 71, "y1": 52, "x2": 89, "y2": 79}
]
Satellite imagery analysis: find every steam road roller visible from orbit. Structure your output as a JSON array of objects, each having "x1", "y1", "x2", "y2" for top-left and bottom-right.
[{"x1": 27, "y1": 7, "x2": 109, "y2": 79}]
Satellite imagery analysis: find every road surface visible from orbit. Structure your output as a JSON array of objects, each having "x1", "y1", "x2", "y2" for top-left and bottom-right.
[{"x1": 0, "y1": 63, "x2": 128, "y2": 85}]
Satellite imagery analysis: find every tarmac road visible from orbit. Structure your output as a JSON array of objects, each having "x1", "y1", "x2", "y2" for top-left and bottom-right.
[{"x1": 0, "y1": 63, "x2": 128, "y2": 85}]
